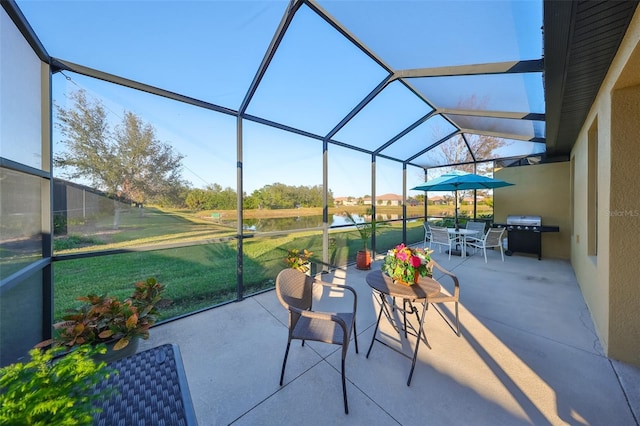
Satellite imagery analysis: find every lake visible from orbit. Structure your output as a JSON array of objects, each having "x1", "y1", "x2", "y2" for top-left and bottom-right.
[{"x1": 241, "y1": 213, "x2": 420, "y2": 232}]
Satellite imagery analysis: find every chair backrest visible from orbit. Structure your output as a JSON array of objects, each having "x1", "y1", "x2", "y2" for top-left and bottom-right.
[
  {"x1": 428, "y1": 259, "x2": 460, "y2": 300},
  {"x1": 466, "y1": 221, "x2": 485, "y2": 235},
  {"x1": 423, "y1": 222, "x2": 431, "y2": 237},
  {"x1": 429, "y1": 226, "x2": 451, "y2": 245},
  {"x1": 484, "y1": 227, "x2": 505, "y2": 246},
  {"x1": 275, "y1": 268, "x2": 313, "y2": 313}
]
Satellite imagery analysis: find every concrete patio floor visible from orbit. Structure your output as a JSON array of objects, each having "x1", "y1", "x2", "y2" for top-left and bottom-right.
[{"x1": 139, "y1": 247, "x2": 640, "y2": 425}]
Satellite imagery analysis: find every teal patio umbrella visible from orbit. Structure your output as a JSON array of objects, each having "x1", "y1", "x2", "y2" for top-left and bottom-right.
[{"x1": 411, "y1": 170, "x2": 514, "y2": 227}]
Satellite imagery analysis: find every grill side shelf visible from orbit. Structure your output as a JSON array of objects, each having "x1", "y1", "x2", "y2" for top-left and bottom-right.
[{"x1": 540, "y1": 225, "x2": 560, "y2": 232}]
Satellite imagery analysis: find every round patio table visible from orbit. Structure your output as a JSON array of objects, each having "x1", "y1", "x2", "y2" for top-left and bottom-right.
[{"x1": 447, "y1": 228, "x2": 479, "y2": 257}]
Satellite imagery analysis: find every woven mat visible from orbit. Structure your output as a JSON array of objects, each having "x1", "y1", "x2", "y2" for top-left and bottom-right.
[{"x1": 93, "y1": 343, "x2": 196, "y2": 426}]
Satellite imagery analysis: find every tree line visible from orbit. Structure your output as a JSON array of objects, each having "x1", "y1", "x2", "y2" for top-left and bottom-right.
[
  {"x1": 54, "y1": 90, "x2": 331, "y2": 211},
  {"x1": 185, "y1": 183, "x2": 332, "y2": 211}
]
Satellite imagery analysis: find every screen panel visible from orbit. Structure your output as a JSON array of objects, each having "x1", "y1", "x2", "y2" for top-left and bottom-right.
[
  {"x1": 0, "y1": 270, "x2": 43, "y2": 366},
  {"x1": 0, "y1": 9, "x2": 43, "y2": 169},
  {"x1": 0, "y1": 169, "x2": 43, "y2": 280}
]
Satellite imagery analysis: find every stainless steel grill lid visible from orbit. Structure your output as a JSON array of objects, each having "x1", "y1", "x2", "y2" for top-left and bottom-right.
[{"x1": 506, "y1": 215, "x2": 542, "y2": 226}]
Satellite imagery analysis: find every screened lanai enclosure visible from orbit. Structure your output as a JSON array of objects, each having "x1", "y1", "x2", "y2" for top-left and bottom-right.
[{"x1": 0, "y1": 0, "x2": 581, "y2": 365}]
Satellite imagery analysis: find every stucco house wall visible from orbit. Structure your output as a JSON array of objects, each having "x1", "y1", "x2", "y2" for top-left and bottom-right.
[
  {"x1": 570, "y1": 7, "x2": 640, "y2": 365},
  {"x1": 494, "y1": 162, "x2": 570, "y2": 260}
]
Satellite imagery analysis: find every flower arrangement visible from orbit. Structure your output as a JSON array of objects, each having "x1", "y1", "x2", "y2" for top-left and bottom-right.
[
  {"x1": 284, "y1": 248, "x2": 313, "y2": 273},
  {"x1": 382, "y1": 244, "x2": 432, "y2": 285}
]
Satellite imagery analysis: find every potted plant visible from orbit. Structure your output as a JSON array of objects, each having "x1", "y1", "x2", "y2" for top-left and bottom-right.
[
  {"x1": 284, "y1": 248, "x2": 313, "y2": 275},
  {"x1": 344, "y1": 211, "x2": 374, "y2": 270},
  {"x1": 39, "y1": 277, "x2": 166, "y2": 362},
  {"x1": 0, "y1": 344, "x2": 114, "y2": 425}
]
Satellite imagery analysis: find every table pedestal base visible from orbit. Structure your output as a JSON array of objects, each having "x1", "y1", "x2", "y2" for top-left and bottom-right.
[{"x1": 446, "y1": 249, "x2": 471, "y2": 257}]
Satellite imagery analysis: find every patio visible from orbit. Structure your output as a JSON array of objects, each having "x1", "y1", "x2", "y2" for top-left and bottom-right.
[{"x1": 139, "y1": 248, "x2": 640, "y2": 425}]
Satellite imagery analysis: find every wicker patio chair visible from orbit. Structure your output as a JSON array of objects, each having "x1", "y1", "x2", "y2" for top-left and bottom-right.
[
  {"x1": 425, "y1": 259, "x2": 462, "y2": 336},
  {"x1": 275, "y1": 268, "x2": 359, "y2": 414},
  {"x1": 393, "y1": 259, "x2": 461, "y2": 343}
]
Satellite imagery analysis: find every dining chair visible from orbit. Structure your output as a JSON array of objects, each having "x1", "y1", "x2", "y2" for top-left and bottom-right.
[
  {"x1": 275, "y1": 268, "x2": 358, "y2": 414},
  {"x1": 423, "y1": 221, "x2": 431, "y2": 248},
  {"x1": 467, "y1": 227, "x2": 506, "y2": 263},
  {"x1": 465, "y1": 221, "x2": 486, "y2": 244},
  {"x1": 425, "y1": 259, "x2": 461, "y2": 336},
  {"x1": 428, "y1": 225, "x2": 457, "y2": 260}
]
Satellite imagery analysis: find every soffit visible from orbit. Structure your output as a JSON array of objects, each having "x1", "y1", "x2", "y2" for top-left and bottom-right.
[{"x1": 544, "y1": 0, "x2": 640, "y2": 158}]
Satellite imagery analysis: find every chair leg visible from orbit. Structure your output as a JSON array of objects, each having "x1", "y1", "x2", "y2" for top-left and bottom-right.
[
  {"x1": 454, "y1": 302, "x2": 460, "y2": 336},
  {"x1": 402, "y1": 299, "x2": 409, "y2": 338},
  {"x1": 500, "y1": 245, "x2": 504, "y2": 261},
  {"x1": 280, "y1": 340, "x2": 291, "y2": 386},
  {"x1": 483, "y1": 247, "x2": 487, "y2": 263},
  {"x1": 341, "y1": 357, "x2": 349, "y2": 414},
  {"x1": 353, "y1": 322, "x2": 359, "y2": 353}
]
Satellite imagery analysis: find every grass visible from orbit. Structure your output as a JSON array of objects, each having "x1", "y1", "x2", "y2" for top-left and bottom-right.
[
  {"x1": 53, "y1": 227, "x2": 425, "y2": 323},
  {"x1": 52, "y1": 204, "x2": 476, "y2": 322},
  {"x1": 56, "y1": 207, "x2": 235, "y2": 254},
  {"x1": 54, "y1": 203, "x2": 491, "y2": 254},
  {"x1": 53, "y1": 234, "x2": 104, "y2": 251}
]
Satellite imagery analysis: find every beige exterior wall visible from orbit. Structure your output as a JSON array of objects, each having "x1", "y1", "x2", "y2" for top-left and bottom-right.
[
  {"x1": 570, "y1": 8, "x2": 640, "y2": 365},
  {"x1": 494, "y1": 163, "x2": 570, "y2": 260}
]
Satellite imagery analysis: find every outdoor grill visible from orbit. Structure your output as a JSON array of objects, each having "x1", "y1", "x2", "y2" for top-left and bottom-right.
[
  {"x1": 507, "y1": 215, "x2": 542, "y2": 229},
  {"x1": 494, "y1": 215, "x2": 559, "y2": 260}
]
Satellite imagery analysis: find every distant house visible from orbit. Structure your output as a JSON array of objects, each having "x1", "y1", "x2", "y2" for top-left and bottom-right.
[
  {"x1": 376, "y1": 193, "x2": 403, "y2": 206},
  {"x1": 428, "y1": 195, "x2": 447, "y2": 205},
  {"x1": 462, "y1": 196, "x2": 485, "y2": 204},
  {"x1": 335, "y1": 193, "x2": 405, "y2": 206},
  {"x1": 334, "y1": 196, "x2": 358, "y2": 206}
]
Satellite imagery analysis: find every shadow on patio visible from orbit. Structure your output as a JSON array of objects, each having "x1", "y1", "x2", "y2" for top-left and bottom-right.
[{"x1": 139, "y1": 248, "x2": 640, "y2": 425}]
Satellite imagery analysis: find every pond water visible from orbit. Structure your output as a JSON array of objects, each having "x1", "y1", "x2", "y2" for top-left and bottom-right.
[
  {"x1": 242, "y1": 214, "x2": 357, "y2": 232},
  {"x1": 240, "y1": 213, "x2": 420, "y2": 232}
]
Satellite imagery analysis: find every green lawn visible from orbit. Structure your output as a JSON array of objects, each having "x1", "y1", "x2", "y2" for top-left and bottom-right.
[
  {"x1": 53, "y1": 211, "x2": 425, "y2": 322},
  {"x1": 55, "y1": 206, "x2": 235, "y2": 254}
]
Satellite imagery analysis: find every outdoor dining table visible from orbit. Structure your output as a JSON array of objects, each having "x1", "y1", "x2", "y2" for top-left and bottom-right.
[
  {"x1": 365, "y1": 269, "x2": 442, "y2": 386},
  {"x1": 447, "y1": 228, "x2": 479, "y2": 257}
]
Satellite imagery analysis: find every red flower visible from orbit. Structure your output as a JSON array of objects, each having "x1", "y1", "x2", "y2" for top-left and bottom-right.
[
  {"x1": 409, "y1": 255, "x2": 421, "y2": 267},
  {"x1": 396, "y1": 250, "x2": 409, "y2": 262}
]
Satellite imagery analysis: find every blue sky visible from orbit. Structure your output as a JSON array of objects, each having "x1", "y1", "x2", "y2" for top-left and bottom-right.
[{"x1": 17, "y1": 0, "x2": 543, "y2": 198}]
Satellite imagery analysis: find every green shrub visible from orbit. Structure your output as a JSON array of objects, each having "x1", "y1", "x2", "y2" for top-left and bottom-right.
[
  {"x1": 53, "y1": 234, "x2": 103, "y2": 251},
  {"x1": 0, "y1": 345, "x2": 115, "y2": 425}
]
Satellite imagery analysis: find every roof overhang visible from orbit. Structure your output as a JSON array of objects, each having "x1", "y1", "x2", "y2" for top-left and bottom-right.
[{"x1": 543, "y1": 0, "x2": 639, "y2": 158}]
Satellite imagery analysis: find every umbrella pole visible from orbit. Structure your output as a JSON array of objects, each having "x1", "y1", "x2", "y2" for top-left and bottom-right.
[{"x1": 454, "y1": 190, "x2": 459, "y2": 230}]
